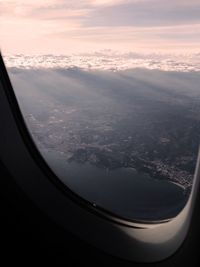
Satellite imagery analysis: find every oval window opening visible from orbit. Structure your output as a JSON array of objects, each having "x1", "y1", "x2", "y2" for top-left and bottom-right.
[{"x1": 1, "y1": 1, "x2": 200, "y2": 222}]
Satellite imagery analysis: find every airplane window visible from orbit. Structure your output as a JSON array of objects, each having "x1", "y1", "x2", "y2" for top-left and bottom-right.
[{"x1": 1, "y1": 0, "x2": 200, "y2": 222}]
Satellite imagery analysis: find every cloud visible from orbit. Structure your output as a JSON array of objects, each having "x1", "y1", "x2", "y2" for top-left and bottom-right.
[
  {"x1": 2, "y1": 0, "x2": 200, "y2": 23},
  {"x1": 1, "y1": 0, "x2": 200, "y2": 54},
  {"x1": 83, "y1": 1, "x2": 200, "y2": 27},
  {"x1": 4, "y1": 53, "x2": 200, "y2": 72}
]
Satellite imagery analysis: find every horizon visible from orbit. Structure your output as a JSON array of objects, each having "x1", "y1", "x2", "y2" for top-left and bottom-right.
[{"x1": 3, "y1": 51, "x2": 200, "y2": 72}]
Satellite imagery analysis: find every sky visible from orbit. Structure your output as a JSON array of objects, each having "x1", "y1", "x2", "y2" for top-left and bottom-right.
[{"x1": 1, "y1": 0, "x2": 200, "y2": 55}]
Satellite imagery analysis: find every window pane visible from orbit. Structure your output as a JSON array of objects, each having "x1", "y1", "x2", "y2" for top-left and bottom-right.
[{"x1": 1, "y1": 1, "x2": 200, "y2": 221}]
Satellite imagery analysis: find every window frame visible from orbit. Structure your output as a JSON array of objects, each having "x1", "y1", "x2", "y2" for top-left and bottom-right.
[{"x1": 0, "y1": 52, "x2": 199, "y2": 262}]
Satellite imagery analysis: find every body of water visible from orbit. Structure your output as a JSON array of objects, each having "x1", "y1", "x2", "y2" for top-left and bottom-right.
[{"x1": 42, "y1": 150, "x2": 186, "y2": 221}]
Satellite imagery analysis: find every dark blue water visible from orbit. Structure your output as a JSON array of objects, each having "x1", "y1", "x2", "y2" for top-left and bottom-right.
[{"x1": 43, "y1": 150, "x2": 186, "y2": 221}]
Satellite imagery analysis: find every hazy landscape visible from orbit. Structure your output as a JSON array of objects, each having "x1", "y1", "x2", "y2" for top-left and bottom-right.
[{"x1": 5, "y1": 53, "x2": 200, "y2": 220}]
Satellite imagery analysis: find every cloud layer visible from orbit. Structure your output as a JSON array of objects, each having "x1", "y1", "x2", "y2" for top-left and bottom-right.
[{"x1": 4, "y1": 52, "x2": 200, "y2": 72}]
